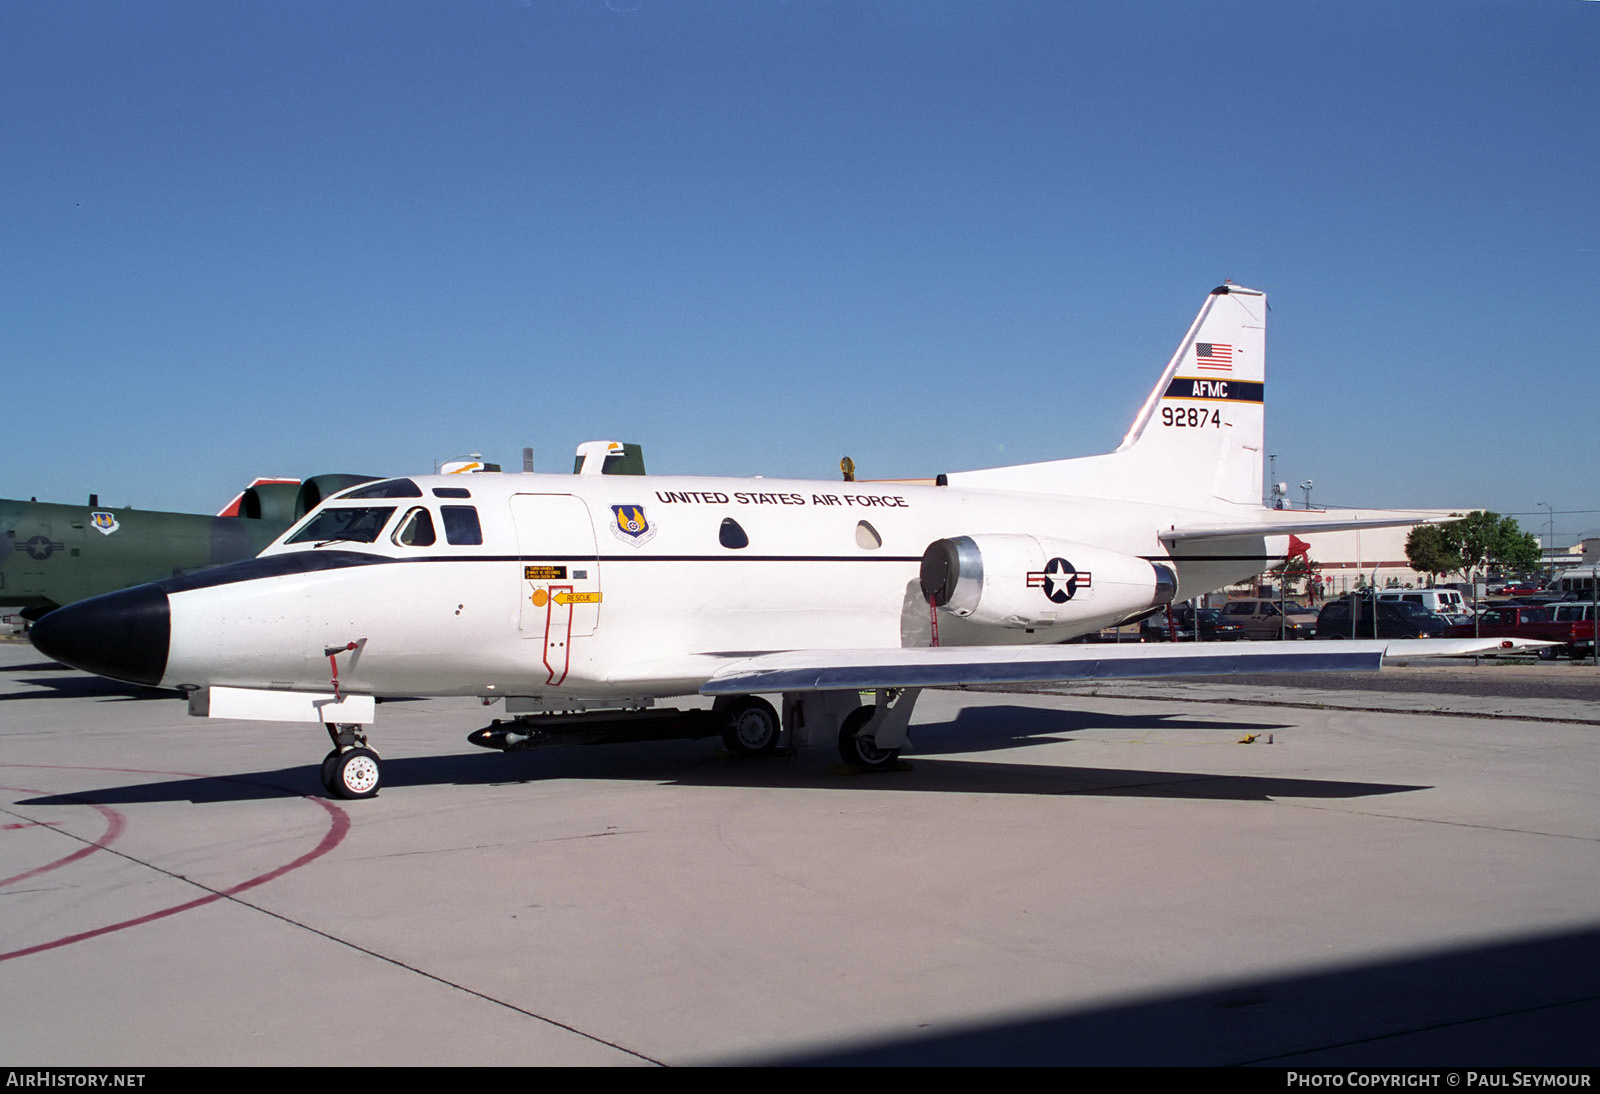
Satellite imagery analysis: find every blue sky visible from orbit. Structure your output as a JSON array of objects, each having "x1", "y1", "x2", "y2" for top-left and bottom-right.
[{"x1": 5, "y1": 1, "x2": 1597, "y2": 546}]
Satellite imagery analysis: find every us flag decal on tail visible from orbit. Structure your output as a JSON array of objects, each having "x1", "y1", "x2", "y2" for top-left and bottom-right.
[{"x1": 1195, "y1": 342, "x2": 1233, "y2": 371}]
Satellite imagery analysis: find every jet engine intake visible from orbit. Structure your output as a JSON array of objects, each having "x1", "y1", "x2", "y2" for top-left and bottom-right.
[{"x1": 920, "y1": 534, "x2": 1176, "y2": 631}]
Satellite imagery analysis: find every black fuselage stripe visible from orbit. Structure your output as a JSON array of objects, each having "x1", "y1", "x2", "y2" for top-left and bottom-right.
[
  {"x1": 160, "y1": 548, "x2": 1274, "y2": 596},
  {"x1": 1144, "y1": 554, "x2": 1285, "y2": 563},
  {"x1": 397, "y1": 554, "x2": 928, "y2": 564}
]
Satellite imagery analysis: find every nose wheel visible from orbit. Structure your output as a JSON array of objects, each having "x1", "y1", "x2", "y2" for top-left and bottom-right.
[{"x1": 321, "y1": 723, "x2": 382, "y2": 799}]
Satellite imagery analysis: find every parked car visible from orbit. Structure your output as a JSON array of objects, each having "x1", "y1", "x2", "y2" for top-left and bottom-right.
[
  {"x1": 1549, "y1": 604, "x2": 1599, "y2": 661},
  {"x1": 1140, "y1": 606, "x2": 1246, "y2": 641},
  {"x1": 1498, "y1": 582, "x2": 1544, "y2": 597},
  {"x1": 1316, "y1": 597, "x2": 1451, "y2": 639},
  {"x1": 1447, "y1": 605, "x2": 1595, "y2": 660},
  {"x1": 1219, "y1": 598, "x2": 1318, "y2": 639},
  {"x1": 1376, "y1": 588, "x2": 1471, "y2": 623}
]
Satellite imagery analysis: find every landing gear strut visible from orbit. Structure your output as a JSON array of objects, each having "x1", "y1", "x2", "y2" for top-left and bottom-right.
[{"x1": 321, "y1": 722, "x2": 382, "y2": 799}]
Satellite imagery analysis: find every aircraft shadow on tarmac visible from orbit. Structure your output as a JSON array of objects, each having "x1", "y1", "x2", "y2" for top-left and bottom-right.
[
  {"x1": 909, "y1": 703, "x2": 1295, "y2": 755},
  {"x1": 2, "y1": 675, "x2": 178, "y2": 702},
  {"x1": 755, "y1": 921, "x2": 1600, "y2": 1068},
  {"x1": 751, "y1": 923, "x2": 1600, "y2": 1066},
  {"x1": 19, "y1": 705, "x2": 1423, "y2": 806}
]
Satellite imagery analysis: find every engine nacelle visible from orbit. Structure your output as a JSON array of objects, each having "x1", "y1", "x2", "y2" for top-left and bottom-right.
[{"x1": 919, "y1": 534, "x2": 1177, "y2": 631}]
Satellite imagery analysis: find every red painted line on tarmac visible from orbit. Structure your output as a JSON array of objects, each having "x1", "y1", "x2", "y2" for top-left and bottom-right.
[
  {"x1": 0, "y1": 764, "x2": 350, "y2": 963},
  {"x1": 0, "y1": 786, "x2": 125, "y2": 888}
]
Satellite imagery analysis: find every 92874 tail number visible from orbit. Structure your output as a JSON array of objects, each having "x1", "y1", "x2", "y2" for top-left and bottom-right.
[{"x1": 1162, "y1": 407, "x2": 1221, "y2": 428}]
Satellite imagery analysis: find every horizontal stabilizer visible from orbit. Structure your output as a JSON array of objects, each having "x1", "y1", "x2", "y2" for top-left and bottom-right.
[{"x1": 1163, "y1": 513, "x2": 1459, "y2": 543}]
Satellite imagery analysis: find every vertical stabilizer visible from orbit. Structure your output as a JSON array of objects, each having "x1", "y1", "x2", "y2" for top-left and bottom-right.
[{"x1": 945, "y1": 285, "x2": 1267, "y2": 511}]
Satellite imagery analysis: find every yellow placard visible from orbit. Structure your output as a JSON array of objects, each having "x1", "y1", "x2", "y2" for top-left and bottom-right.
[{"x1": 554, "y1": 591, "x2": 602, "y2": 605}]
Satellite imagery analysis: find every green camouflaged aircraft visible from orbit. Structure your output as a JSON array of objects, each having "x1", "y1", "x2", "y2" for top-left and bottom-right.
[{"x1": 0, "y1": 475, "x2": 374, "y2": 621}]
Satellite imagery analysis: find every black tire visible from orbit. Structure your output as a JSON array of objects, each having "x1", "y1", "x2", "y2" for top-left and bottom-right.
[
  {"x1": 319, "y1": 749, "x2": 343, "y2": 796},
  {"x1": 715, "y1": 695, "x2": 781, "y2": 756},
  {"x1": 1538, "y1": 644, "x2": 1561, "y2": 661},
  {"x1": 838, "y1": 705, "x2": 900, "y2": 772},
  {"x1": 331, "y1": 747, "x2": 381, "y2": 799}
]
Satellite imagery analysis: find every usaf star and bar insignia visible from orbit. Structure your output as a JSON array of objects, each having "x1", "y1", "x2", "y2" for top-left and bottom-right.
[{"x1": 1027, "y1": 557, "x2": 1091, "y2": 604}]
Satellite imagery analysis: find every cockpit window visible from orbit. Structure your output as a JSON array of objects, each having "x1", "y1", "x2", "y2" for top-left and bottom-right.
[
  {"x1": 342, "y1": 478, "x2": 423, "y2": 499},
  {"x1": 393, "y1": 507, "x2": 437, "y2": 547},
  {"x1": 286, "y1": 506, "x2": 398, "y2": 545},
  {"x1": 440, "y1": 506, "x2": 483, "y2": 546},
  {"x1": 432, "y1": 486, "x2": 471, "y2": 498}
]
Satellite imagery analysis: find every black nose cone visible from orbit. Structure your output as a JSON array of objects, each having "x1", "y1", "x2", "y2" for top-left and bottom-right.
[{"x1": 30, "y1": 584, "x2": 171, "y2": 687}]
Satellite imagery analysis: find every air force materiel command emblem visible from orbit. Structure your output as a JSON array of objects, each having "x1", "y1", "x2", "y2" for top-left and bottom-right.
[
  {"x1": 609, "y1": 504, "x2": 657, "y2": 546},
  {"x1": 90, "y1": 511, "x2": 120, "y2": 536},
  {"x1": 1027, "y1": 557, "x2": 1091, "y2": 604}
]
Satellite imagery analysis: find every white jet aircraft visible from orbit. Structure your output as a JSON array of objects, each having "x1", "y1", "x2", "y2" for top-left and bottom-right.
[{"x1": 30, "y1": 285, "x2": 1511, "y2": 799}]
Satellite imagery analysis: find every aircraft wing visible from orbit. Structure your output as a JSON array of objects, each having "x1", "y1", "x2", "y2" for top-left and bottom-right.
[
  {"x1": 697, "y1": 638, "x2": 1528, "y2": 695},
  {"x1": 1162, "y1": 514, "x2": 1458, "y2": 542}
]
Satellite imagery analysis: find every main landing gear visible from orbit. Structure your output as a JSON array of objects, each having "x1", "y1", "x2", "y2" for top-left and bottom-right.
[
  {"x1": 714, "y1": 690, "x2": 918, "y2": 769},
  {"x1": 714, "y1": 695, "x2": 782, "y2": 756},
  {"x1": 777, "y1": 687, "x2": 922, "y2": 773},
  {"x1": 837, "y1": 705, "x2": 902, "y2": 772},
  {"x1": 322, "y1": 722, "x2": 381, "y2": 799}
]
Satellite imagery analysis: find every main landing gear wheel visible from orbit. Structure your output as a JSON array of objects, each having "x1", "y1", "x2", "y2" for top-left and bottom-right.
[
  {"x1": 324, "y1": 747, "x2": 382, "y2": 799},
  {"x1": 838, "y1": 706, "x2": 900, "y2": 772},
  {"x1": 716, "y1": 695, "x2": 781, "y2": 756},
  {"x1": 319, "y1": 749, "x2": 343, "y2": 795}
]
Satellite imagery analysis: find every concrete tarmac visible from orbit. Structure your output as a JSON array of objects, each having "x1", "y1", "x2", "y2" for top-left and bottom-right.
[{"x1": 2, "y1": 639, "x2": 1596, "y2": 1066}]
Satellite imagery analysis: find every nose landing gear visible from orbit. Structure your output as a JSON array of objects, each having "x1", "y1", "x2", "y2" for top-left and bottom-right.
[{"x1": 321, "y1": 722, "x2": 382, "y2": 799}]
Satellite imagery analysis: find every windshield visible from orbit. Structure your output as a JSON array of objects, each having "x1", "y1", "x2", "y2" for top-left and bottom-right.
[{"x1": 286, "y1": 506, "x2": 398, "y2": 545}]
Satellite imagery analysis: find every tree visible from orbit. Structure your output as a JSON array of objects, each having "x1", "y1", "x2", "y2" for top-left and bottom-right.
[
  {"x1": 1407, "y1": 511, "x2": 1540, "y2": 589},
  {"x1": 1267, "y1": 553, "x2": 1319, "y2": 597},
  {"x1": 1452, "y1": 510, "x2": 1540, "y2": 577},
  {"x1": 1406, "y1": 523, "x2": 1462, "y2": 584}
]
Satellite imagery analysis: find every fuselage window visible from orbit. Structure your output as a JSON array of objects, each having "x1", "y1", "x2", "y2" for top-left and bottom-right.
[
  {"x1": 441, "y1": 506, "x2": 483, "y2": 546},
  {"x1": 394, "y1": 507, "x2": 437, "y2": 547},
  {"x1": 342, "y1": 478, "x2": 423, "y2": 499},
  {"x1": 432, "y1": 486, "x2": 471, "y2": 498},
  {"x1": 855, "y1": 520, "x2": 882, "y2": 550},
  {"x1": 285, "y1": 506, "x2": 398, "y2": 545},
  {"x1": 719, "y1": 517, "x2": 749, "y2": 549}
]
